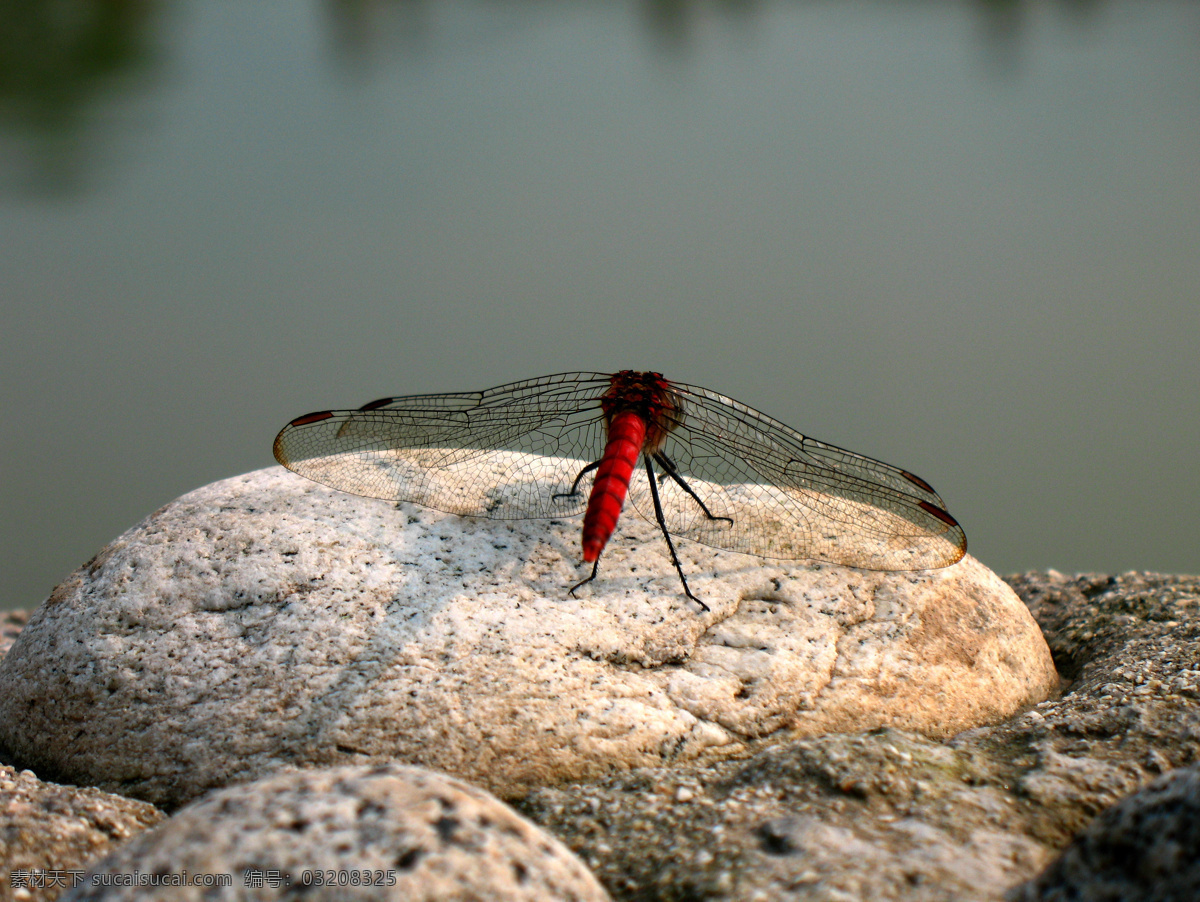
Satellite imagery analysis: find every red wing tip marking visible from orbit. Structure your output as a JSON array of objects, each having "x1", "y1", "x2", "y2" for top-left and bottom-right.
[
  {"x1": 918, "y1": 500, "x2": 960, "y2": 529},
  {"x1": 271, "y1": 433, "x2": 290, "y2": 467},
  {"x1": 288, "y1": 410, "x2": 335, "y2": 427},
  {"x1": 358, "y1": 397, "x2": 394, "y2": 411},
  {"x1": 901, "y1": 470, "x2": 936, "y2": 495}
]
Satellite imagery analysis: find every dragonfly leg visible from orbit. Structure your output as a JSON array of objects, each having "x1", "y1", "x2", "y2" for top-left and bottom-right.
[
  {"x1": 568, "y1": 557, "x2": 602, "y2": 598},
  {"x1": 643, "y1": 454, "x2": 711, "y2": 613},
  {"x1": 653, "y1": 452, "x2": 734, "y2": 526},
  {"x1": 553, "y1": 460, "x2": 601, "y2": 501}
]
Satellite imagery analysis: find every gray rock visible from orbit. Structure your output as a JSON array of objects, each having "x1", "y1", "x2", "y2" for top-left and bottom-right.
[
  {"x1": 0, "y1": 468, "x2": 1055, "y2": 809},
  {"x1": 972, "y1": 571, "x2": 1200, "y2": 840},
  {"x1": 515, "y1": 571, "x2": 1200, "y2": 901},
  {"x1": 61, "y1": 764, "x2": 610, "y2": 902},
  {"x1": 0, "y1": 765, "x2": 163, "y2": 902},
  {"x1": 520, "y1": 728, "x2": 1054, "y2": 901},
  {"x1": 1010, "y1": 764, "x2": 1200, "y2": 902}
]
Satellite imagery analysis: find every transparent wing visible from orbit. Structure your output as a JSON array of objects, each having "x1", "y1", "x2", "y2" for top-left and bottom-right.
[
  {"x1": 623, "y1": 381, "x2": 967, "y2": 570},
  {"x1": 273, "y1": 372, "x2": 967, "y2": 570},
  {"x1": 273, "y1": 373, "x2": 614, "y2": 519}
]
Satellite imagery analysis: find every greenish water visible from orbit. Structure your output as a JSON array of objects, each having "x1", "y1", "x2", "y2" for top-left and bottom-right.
[{"x1": 2, "y1": 0, "x2": 1198, "y2": 609}]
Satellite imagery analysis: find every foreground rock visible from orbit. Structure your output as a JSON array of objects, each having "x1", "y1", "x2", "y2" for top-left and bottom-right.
[
  {"x1": 62, "y1": 764, "x2": 611, "y2": 902},
  {"x1": 516, "y1": 571, "x2": 1200, "y2": 901},
  {"x1": 0, "y1": 468, "x2": 1055, "y2": 809},
  {"x1": 1011, "y1": 764, "x2": 1200, "y2": 902},
  {"x1": 0, "y1": 765, "x2": 163, "y2": 902},
  {"x1": 523, "y1": 727, "x2": 1052, "y2": 901}
]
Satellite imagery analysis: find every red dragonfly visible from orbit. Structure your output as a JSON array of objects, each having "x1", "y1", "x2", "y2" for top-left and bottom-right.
[{"x1": 273, "y1": 371, "x2": 966, "y2": 611}]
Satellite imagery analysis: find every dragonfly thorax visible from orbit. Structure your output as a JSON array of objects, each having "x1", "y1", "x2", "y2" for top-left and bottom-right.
[{"x1": 599, "y1": 371, "x2": 682, "y2": 454}]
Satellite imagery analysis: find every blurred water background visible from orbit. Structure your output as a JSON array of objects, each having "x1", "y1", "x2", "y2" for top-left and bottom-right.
[{"x1": 2, "y1": 0, "x2": 1198, "y2": 610}]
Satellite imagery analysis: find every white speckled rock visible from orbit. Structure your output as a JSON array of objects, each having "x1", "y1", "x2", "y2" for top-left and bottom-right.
[
  {"x1": 0, "y1": 467, "x2": 1057, "y2": 808},
  {"x1": 61, "y1": 765, "x2": 611, "y2": 902}
]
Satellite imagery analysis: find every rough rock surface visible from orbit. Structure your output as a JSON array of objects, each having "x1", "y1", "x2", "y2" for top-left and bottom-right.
[
  {"x1": 1011, "y1": 764, "x2": 1200, "y2": 902},
  {"x1": 515, "y1": 571, "x2": 1200, "y2": 901},
  {"x1": 0, "y1": 468, "x2": 1054, "y2": 809},
  {"x1": 0, "y1": 765, "x2": 163, "y2": 902},
  {"x1": 60, "y1": 764, "x2": 610, "y2": 902},
  {"x1": 2, "y1": 551, "x2": 1197, "y2": 900}
]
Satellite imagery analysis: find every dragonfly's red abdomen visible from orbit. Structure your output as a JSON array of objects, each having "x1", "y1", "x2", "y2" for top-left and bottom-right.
[{"x1": 581, "y1": 410, "x2": 648, "y2": 562}]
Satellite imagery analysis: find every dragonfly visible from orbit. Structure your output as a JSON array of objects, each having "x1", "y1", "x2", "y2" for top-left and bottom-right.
[{"x1": 272, "y1": 371, "x2": 966, "y2": 611}]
